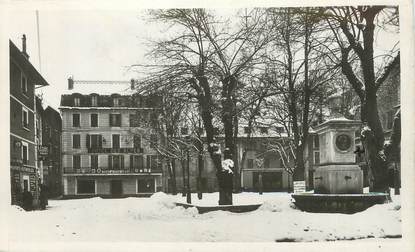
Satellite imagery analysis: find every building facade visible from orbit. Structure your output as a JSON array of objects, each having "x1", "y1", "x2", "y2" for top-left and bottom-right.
[
  {"x1": 40, "y1": 105, "x2": 63, "y2": 197},
  {"x1": 60, "y1": 86, "x2": 164, "y2": 198},
  {"x1": 9, "y1": 38, "x2": 49, "y2": 207}
]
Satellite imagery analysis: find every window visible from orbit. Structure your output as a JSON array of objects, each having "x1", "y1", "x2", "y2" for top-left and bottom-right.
[
  {"x1": 21, "y1": 73, "x2": 27, "y2": 95},
  {"x1": 88, "y1": 134, "x2": 102, "y2": 149},
  {"x1": 73, "y1": 155, "x2": 81, "y2": 169},
  {"x1": 77, "y1": 179, "x2": 95, "y2": 194},
  {"x1": 313, "y1": 135, "x2": 320, "y2": 149},
  {"x1": 112, "y1": 134, "x2": 120, "y2": 149},
  {"x1": 74, "y1": 97, "x2": 81, "y2": 107},
  {"x1": 260, "y1": 127, "x2": 269, "y2": 134},
  {"x1": 147, "y1": 155, "x2": 158, "y2": 170},
  {"x1": 22, "y1": 142, "x2": 28, "y2": 165},
  {"x1": 181, "y1": 127, "x2": 189, "y2": 135},
  {"x1": 247, "y1": 159, "x2": 254, "y2": 169},
  {"x1": 244, "y1": 127, "x2": 251, "y2": 134},
  {"x1": 23, "y1": 175, "x2": 29, "y2": 192},
  {"x1": 91, "y1": 96, "x2": 98, "y2": 106},
  {"x1": 72, "y1": 114, "x2": 80, "y2": 127},
  {"x1": 109, "y1": 114, "x2": 121, "y2": 127},
  {"x1": 314, "y1": 151, "x2": 320, "y2": 165},
  {"x1": 90, "y1": 155, "x2": 98, "y2": 169},
  {"x1": 276, "y1": 127, "x2": 285, "y2": 133},
  {"x1": 130, "y1": 155, "x2": 144, "y2": 169},
  {"x1": 90, "y1": 113, "x2": 98, "y2": 127},
  {"x1": 113, "y1": 98, "x2": 121, "y2": 107},
  {"x1": 133, "y1": 135, "x2": 141, "y2": 148},
  {"x1": 150, "y1": 134, "x2": 158, "y2": 148},
  {"x1": 72, "y1": 134, "x2": 81, "y2": 149},
  {"x1": 264, "y1": 158, "x2": 270, "y2": 168},
  {"x1": 129, "y1": 113, "x2": 140, "y2": 127},
  {"x1": 22, "y1": 108, "x2": 29, "y2": 129},
  {"x1": 108, "y1": 155, "x2": 124, "y2": 169}
]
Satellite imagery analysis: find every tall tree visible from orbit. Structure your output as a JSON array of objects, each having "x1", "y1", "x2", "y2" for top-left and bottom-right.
[{"x1": 324, "y1": 6, "x2": 400, "y2": 192}]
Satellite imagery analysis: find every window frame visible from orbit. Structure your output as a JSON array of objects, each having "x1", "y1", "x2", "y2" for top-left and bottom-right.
[
  {"x1": 91, "y1": 96, "x2": 98, "y2": 106},
  {"x1": 22, "y1": 107, "x2": 29, "y2": 129},
  {"x1": 72, "y1": 113, "x2": 81, "y2": 127},
  {"x1": 112, "y1": 134, "x2": 120, "y2": 149},
  {"x1": 21, "y1": 72, "x2": 28, "y2": 95},
  {"x1": 90, "y1": 113, "x2": 98, "y2": 127},
  {"x1": 73, "y1": 155, "x2": 81, "y2": 169},
  {"x1": 90, "y1": 155, "x2": 99, "y2": 169},
  {"x1": 109, "y1": 113, "x2": 121, "y2": 127},
  {"x1": 74, "y1": 97, "x2": 81, "y2": 107},
  {"x1": 76, "y1": 179, "x2": 96, "y2": 194},
  {"x1": 72, "y1": 134, "x2": 81, "y2": 149},
  {"x1": 21, "y1": 141, "x2": 29, "y2": 165}
]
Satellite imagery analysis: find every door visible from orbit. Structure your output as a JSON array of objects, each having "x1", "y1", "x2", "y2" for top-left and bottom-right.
[{"x1": 110, "y1": 180, "x2": 123, "y2": 195}]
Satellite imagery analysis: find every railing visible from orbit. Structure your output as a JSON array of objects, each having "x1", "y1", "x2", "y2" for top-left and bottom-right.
[
  {"x1": 63, "y1": 167, "x2": 162, "y2": 174},
  {"x1": 87, "y1": 147, "x2": 144, "y2": 154}
]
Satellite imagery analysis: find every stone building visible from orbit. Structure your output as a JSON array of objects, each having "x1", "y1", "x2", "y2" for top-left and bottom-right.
[
  {"x1": 9, "y1": 37, "x2": 49, "y2": 207},
  {"x1": 60, "y1": 81, "x2": 164, "y2": 198}
]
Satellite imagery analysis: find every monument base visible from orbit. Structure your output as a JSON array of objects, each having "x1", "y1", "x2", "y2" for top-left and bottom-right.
[
  {"x1": 291, "y1": 193, "x2": 389, "y2": 214},
  {"x1": 314, "y1": 165, "x2": 363, "y2": 194}
]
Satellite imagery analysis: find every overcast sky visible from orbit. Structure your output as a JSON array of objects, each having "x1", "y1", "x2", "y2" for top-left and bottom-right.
[
  {"x1": 9, "y1": 10, "x2": 162, "y2": 109},
  {"x1": 8, "y1": 8, "x2": 399, "y2": 110}
]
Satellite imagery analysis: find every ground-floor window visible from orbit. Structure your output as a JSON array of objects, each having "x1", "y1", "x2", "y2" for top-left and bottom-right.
[
  {"x1": 137, "y1": 178, "x2": 155, "y2": 193},
  {"x1": 253, "y1": 172, "x2": 283, "y2": 192},
  {"x1": 77, "y1": 179, "x2": 95, "y2": 194}
]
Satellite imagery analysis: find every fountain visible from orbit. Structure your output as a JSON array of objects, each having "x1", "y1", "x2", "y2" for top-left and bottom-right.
[{"x1": 292, "y1": 94, "x2": 389, "y2": 213}]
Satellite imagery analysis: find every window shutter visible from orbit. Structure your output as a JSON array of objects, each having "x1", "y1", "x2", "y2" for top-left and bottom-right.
[
  {"x1": 130, "y1": 155, "x2": 134, "y2": 169},
  {"x1": 86, "y1": 134, "x2": 90, "y2": 148},
  {"x1": 109, "y1": 114, "x2": 113, "y2": 126},
  {"x1": 146, "y1": 155, "x2": 151, "y2": 169},
  {"x1": 108, "y1": 155, "x2": 112, "y2": 169},
  {"x1": 121, "y1": 155, "x2": 125, "y2": 169},
  {"x1": 99, "y1": 135, "x2": 103, "y2": 148}
]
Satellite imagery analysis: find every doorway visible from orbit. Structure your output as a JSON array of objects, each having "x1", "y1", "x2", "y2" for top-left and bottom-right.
[{"x1": 110, "y1": 180, "x2": 123, "y2": 195}]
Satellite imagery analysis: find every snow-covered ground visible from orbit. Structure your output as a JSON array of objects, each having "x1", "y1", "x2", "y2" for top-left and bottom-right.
[{"x1": 7, "y1": 192, "x2": 401, "y2": 242}]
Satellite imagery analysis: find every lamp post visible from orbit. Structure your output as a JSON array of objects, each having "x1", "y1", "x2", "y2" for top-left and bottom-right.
[{"x1": 186, "y1": 146, "x2": 191, "y2": 204}]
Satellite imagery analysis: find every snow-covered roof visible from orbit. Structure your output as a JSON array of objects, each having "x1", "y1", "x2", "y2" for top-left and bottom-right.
[{"x1": 62, "y1": 82, "x2": 135, "y2": 96}]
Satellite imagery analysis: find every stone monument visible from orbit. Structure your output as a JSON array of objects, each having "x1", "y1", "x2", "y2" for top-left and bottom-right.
[{"x1": 313, "y1": 118, "x2": 363, "y2": 194}]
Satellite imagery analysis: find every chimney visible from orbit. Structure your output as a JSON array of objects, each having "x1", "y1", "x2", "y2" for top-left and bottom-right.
[
  {"x1": 68, "y1": 76, "x2": 74, "y2": 90},
  {"x1": 130, "y1": 79, "x2": 135, "y2": 90},
  {"x1": 21, "y1": 34, "x2": 29, "y2": 59}
]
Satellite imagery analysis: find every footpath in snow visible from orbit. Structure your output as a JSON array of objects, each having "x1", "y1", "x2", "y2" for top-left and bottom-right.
[{"x1": 7, "y1": 191, "x2": 401, "y2": 242}]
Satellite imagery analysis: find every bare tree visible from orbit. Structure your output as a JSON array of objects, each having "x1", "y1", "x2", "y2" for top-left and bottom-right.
[
  {"x1": 324, "y1": 6, "x2": 400, "y2": 192},
  {"x1": 264, "y1": 7, "x2": 341, "y2": 183}
]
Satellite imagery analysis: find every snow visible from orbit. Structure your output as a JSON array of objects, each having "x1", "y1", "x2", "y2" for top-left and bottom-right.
[
  {"x1": 222, "y1": 159, "x2": 234, "y2": 174},
  {"x1": 7, "y1": 192, "x2": 401, "y2": 243}
]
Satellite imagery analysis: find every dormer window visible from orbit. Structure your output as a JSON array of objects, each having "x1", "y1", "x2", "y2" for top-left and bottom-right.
[
  {"x1": 113, "y1": 98, "x2": 120, "y2": 107},
  {"x1": 91, "y1": 95, "x2": 98, "y2": 106},
  {"x1": 74, "y1": 97, "x2": 81, "y2": 107},
  {"x1": 260, "y1": 127, "x2": 269, "y2": 134}
]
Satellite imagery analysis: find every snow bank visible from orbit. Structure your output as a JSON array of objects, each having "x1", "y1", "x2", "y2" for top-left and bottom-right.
[{"x1": 7, "y1": 192, "x2": 401, "y2": 242}]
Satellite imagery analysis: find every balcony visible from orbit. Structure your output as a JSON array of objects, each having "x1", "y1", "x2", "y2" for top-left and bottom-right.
[
  {"x1": 87, "y1": 147, "x2": 144, "y2": 154},
  {"x1": 63, "y1": 167, "x2": 162, "y2": 175}
]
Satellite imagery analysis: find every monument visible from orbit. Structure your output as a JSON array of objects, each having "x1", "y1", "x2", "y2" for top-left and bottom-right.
[{"x1": 292, "y1": 93, "x2": 389, "y2": 213}]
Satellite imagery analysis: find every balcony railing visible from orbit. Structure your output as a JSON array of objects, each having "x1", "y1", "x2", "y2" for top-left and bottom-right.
[
  {"x1": 87, "y1": 147, "x2": 144, "y2": 154},
  {"x1": 63, "y1": 167, "x2": 162, "y2": 174}
]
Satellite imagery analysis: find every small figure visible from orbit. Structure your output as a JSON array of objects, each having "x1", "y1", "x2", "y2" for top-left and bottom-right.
[
  {"x1": 22, "y1": 188, "x2": 33, "y2": 211},
  {"x1": 39, "y1": 184, "x2": 48, "y2": 210}
]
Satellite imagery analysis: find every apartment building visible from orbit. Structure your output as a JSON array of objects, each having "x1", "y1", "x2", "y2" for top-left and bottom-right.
[
  {"x1": 9, "y1": 37, "x2": 49, "y2": 207},
  {"x1": 60, "y1": 81, "x2": 164, "y2": 198}
]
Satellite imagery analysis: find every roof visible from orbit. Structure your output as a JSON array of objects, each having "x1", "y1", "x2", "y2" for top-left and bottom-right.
[
  {"x1": 9, "y1": 40, "x2": 49, "y2": 87},
  {"x1": 62, "y1": 82, "x2": 135, "y2": 96}
]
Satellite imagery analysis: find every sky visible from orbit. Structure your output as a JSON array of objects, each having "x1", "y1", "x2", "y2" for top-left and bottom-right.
[
  {"x1": 7, "y1": 8, "x2": 399, "y2": 110},
  {"x1": 8, "y1": 10, "x2": 162, "y2": 109}
]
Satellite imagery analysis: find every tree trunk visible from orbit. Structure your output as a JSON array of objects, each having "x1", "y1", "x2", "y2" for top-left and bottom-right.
[
  {"x1": 361, "y1": 92, "x2": 389, "y2": 192},
  {"x1": 168, "y1": 160, "x2": 177, "y2": 195}
]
